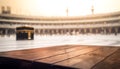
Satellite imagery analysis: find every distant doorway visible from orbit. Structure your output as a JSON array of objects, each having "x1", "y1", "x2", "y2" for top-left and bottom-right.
[{"x1": 16, "y1": 26, "x2": 34, "y2": 40}]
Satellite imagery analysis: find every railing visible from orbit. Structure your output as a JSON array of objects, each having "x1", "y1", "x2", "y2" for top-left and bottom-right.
[
  {"x1": 0, "y1": 16, "x2": 120, "y2": 24},
  {"x1": 0, "y1": 22, "x2": 120, "y2": 29}
]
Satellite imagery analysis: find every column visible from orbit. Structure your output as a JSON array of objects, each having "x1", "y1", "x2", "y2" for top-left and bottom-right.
[
  {"x1": 89, "y1": 28, "x2": 92, "y2": 33},
  {"x1": 5, "y1": 29, "x2": 8, "y2": 35}
]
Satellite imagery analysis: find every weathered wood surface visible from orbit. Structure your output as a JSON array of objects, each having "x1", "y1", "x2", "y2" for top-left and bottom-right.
[{"x1": 0, "y1": 45, "x2": 120, "y2": 69}]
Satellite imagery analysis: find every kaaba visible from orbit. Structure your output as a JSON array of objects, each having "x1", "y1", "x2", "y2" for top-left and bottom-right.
[{"x1": 16, "y1": 26, "x2": 34, "y2": 40}]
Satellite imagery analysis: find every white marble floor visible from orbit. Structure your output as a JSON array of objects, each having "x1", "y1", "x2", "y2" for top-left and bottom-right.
[{"x1": 0, "y1": 34, "x2": 120, "y2": 52}]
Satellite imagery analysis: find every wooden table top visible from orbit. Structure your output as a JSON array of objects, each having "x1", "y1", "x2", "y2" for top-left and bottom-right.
[{"x1": 0, "y1": 45, "x2": 120, "y2": 69}]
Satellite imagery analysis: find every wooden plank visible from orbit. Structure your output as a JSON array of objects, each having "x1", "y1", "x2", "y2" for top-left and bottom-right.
[
  {"x1": 92, "y1": 48, "x2": 120, "y2": 69},
  {"x1": 0, "y1": 45, "x2": 120, "y2": 69},
  {"x1": 36, "y1": 47, "x2": 99, "y2": 64}
]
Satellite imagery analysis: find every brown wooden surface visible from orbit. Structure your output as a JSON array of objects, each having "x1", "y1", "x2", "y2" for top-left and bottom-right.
[{"x1": 0, "y1": 45, "x2": 120, "y2": 69}]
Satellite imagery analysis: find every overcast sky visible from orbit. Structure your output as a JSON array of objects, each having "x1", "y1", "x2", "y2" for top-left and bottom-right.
[{"x1": 0, "y1": 0, "x2": 120, "y2": 16}]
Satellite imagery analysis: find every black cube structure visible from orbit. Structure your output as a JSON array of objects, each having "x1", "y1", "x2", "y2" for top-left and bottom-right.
[{"x1": 16, "y1": 26, "x2": 34, "y2": 40}]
